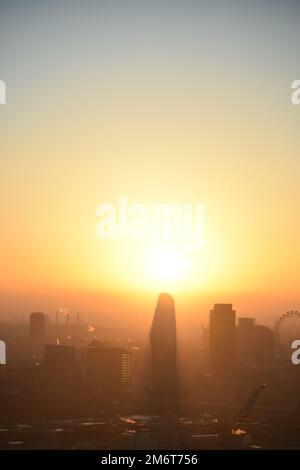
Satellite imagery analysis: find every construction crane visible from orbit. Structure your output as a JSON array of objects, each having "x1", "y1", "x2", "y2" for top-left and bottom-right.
[{"x1": 231, "y1": 383, "x2": 266, "y2": 434}]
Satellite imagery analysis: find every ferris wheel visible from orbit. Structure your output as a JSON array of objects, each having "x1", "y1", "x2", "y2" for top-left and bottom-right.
[{"x1": 274, "y1": 311, "x2": 300, "y2": 356}]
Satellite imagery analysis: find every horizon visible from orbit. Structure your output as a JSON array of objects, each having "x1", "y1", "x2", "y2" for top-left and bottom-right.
[{"x1": 1, "y1": 2, "x2": 300, "y2": 318}]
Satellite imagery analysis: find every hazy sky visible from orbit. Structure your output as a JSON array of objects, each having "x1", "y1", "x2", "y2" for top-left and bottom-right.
[{"x1": 0, "y1": 1, "x2": 300, "y2": 322}]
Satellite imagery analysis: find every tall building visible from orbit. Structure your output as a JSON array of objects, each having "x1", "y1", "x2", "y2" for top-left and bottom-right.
[
  {"x1": 44, "y1": 344, "x2": 85, "y2": 391},
  {"x1": 237, "y1": 319, "x2": 275, "y2": 375},
  {"x1": 150, "y1": 293, "x2": 177, "y2": 400},
  {"x1": 30, "y1": 312, "x2": 46, "y2": 360},
  {"x1": 254, "y1": 325, "x2": 275, "y2": 372},
  {"x1": 86, "y1": 341, "x2": 133, "y2": 398},
  {"x1": 209, "y1": 304, "x2": 236, "y2": 377},
  {"x1": 236, "y1": 317, "x2": 256, "y2": 369}
]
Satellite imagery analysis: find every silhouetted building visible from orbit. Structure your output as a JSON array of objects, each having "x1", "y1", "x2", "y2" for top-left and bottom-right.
[
  {"x1": 254, "y1": 325, "x2": 275, "y2": 373},
  {"x1": 30, "y1": 312, "x2": 46, "y2": 361},
  {"x1": 209, "y1": 304, "x2": 236, "y2": 377},
  {"x1": 86, "y1": 341, "x2": 133, "y2": 398},
  {"x1": 150, "y1": 293, "x2": 177, "y2": 400},
  {"x1": 44, "y1": 344, "x2": 85, "y2": 392},
  {"x1": 236, "y1": 317, "x2": 256, "y2": 369}
]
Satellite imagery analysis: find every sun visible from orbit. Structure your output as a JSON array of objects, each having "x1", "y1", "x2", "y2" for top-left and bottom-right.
[{"x1": 147, "y1": 246, "x2": 187, "y2": 284}]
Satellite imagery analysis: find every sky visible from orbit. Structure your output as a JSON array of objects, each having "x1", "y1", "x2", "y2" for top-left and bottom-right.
[{"x1": 0, "y1": 1, "x2": 300, "y2": 325}]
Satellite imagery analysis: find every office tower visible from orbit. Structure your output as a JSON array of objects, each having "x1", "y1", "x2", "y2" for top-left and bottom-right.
[
  {"x1": 86, "y1": 341, "x2": 133, "y2": 398},
  {"x1": 254, "y1": 325, "x2": 275, "y2": 372},
  {"x1": 44, "y1": 344, "x2": 85, "y2": 392},
  {"x1": 150, "y1": 293, "x2": 177, "y2": 400},
  {"x1": 30, "y1": 312, "x2": 46, "y2": 360},
  {"x1": 209, "y1": 304, "x2": 236, "y2": 377},
  {"x1": 120, "y1": 348, "x2": 134, "y2": 394},
  {"x1": 236, "y1": 317, "x2": 256, "y2": 369}
]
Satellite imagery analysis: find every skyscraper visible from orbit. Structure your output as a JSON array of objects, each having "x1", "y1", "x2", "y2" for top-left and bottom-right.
[
  {"x1": 254, "y1": 325, "x2": 275, "y2": 373},
  {"x1": 86, "y1": 341, "x2": 133, "y2": 398},
  {"x1": 150, "y1": 293, "x2": 177, "y2": 400},
  {"x1": 236, "y1": 317, "x2": 256, "y2": 369},
  {"x1": 30, "y1": 312, "x2": 46, "y2": 360},
  {"x1": 44, "y1": 344, "x2": 85, "y2": 391},
  {"x1": 209, "y1": 304, "x2": 236, "y2": 377}
]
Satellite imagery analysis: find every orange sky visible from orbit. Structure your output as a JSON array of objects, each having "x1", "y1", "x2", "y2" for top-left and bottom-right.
[{"x1": 1, "y1": 2, "x2": 300, "y2": 322}]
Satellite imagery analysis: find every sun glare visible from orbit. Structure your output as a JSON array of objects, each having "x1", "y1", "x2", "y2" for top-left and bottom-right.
[{"x1": 147, "y1": 247, "x2": 187, "y2": 284}]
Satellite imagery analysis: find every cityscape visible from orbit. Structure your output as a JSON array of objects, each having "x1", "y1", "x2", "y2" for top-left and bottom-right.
[
  {"x1": 0, "y1": 294, "x2": 300, "y2": 450},
  {"x1": 1, "y1": 0, "x2": 300, "y2": 459}
]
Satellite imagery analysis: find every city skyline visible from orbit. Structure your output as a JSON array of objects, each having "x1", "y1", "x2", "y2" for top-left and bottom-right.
[
  {"x1": 1, "y1": 292, "x2": 297, "y2": 374},
  {"x1": 1, "y1": 290, "x2": 300, "y2": 449}
]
